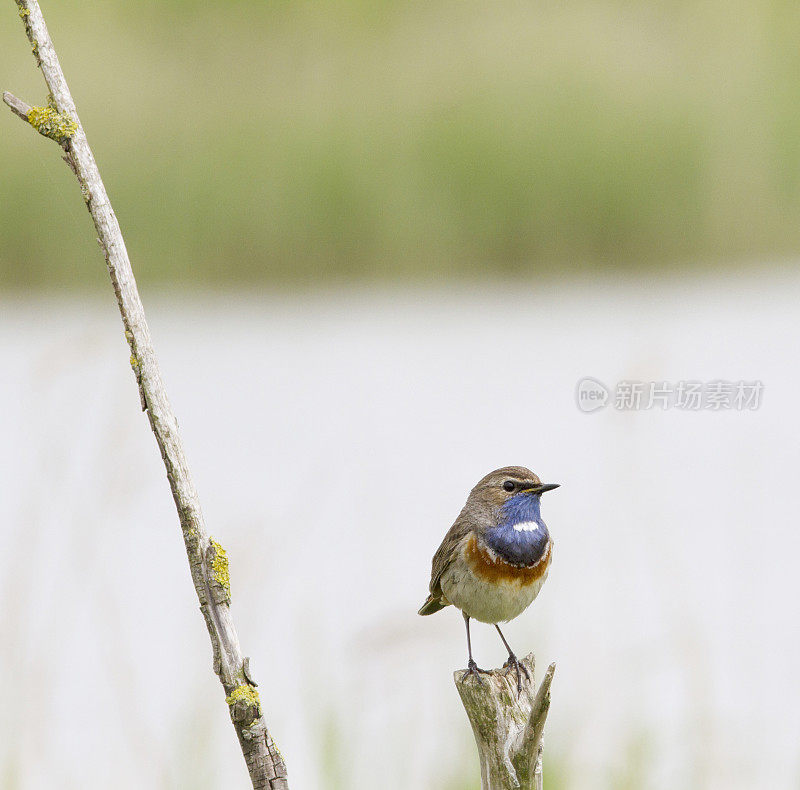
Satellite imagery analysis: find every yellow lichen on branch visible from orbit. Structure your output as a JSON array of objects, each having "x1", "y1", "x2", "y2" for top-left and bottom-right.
[
  {"x1": 226, "y1": 684, "x2": 260, "y2": 709},
  {"x1": 209, "y1": 538, "x2": 231, "y2": 600},
  {"x1": 27, "y1": 105, "x2": 77, "y2": 143},
  {"x1": 226, "y1": 683, "x2": 261, "y2": 724}
]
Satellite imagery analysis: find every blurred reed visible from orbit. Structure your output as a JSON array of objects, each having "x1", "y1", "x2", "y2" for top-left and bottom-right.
[{"x1": 2, "y1": 0, "x2": 800, "y2": 290}]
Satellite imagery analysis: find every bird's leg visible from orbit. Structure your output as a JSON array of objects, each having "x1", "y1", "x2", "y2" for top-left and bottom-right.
[
  {"x1": 494, "y1": 624, "x2": 530, "y2": 694},
  {"x1": 462, "y1": 613, "x2": 489, "y2": 684}
]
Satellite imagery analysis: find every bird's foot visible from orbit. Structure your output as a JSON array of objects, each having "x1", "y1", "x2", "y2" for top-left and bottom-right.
[
  {"x1": 462, "y1": 659, "x2": 491, "y2": 686},
  {"x1": 503, "y1": 652, "x2": 530, "y2": 695}
]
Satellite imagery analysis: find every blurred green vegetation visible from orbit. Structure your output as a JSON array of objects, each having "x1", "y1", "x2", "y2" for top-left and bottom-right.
[{"x1": 3, "y1": 0, "x2": 800, "y2": 289}]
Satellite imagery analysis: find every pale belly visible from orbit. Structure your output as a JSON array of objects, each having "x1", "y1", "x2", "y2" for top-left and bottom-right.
[{"x1": 440, "y1": 550, "x2": 549, "y2": 624}]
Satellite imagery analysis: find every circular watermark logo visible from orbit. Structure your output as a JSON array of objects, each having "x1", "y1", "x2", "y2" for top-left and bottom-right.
[{"x1": 576, "y1": 377, "x2": 610, "y2": 413}]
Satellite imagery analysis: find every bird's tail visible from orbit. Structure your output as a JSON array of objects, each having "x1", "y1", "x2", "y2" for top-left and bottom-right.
[{"x1": 418, "y1": 595, "x2": 447, "y2": 616}]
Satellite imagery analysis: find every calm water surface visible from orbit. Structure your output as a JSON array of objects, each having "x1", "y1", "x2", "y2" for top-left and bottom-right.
[{"x1": 2, "y1": 273, "x2": 798, "y2": 789}]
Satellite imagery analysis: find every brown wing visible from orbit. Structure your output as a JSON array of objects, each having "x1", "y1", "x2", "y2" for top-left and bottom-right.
[{"x1": 417, "y1": 511, "x2": 472, "y2": 615}]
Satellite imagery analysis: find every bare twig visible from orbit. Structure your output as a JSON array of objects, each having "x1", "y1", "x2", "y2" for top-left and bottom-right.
[
  {"x1": 4, "y1": 1, "x2": 288, "y2": 787},
  {"x1": 455, "y1": 655, "x2": 555, "y2": 789},
  {"x1": 3, "y1": 90, "x2": 31, "y2": 121}
]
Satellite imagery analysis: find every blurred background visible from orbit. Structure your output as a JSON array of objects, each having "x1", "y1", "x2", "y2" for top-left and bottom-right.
[{"x1": 2, "y1": 1, "x2": 799, "y2": 788}]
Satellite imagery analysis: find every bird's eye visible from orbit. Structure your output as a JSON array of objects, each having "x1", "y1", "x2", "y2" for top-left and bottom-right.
[{"x1": 502, "y1": 480, "x2": 515, "y2": 492}]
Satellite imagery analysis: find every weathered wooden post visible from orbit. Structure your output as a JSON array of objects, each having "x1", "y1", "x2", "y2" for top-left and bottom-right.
[{"x1": 455, "y1": 655, "x2": 555, "y2": 790}]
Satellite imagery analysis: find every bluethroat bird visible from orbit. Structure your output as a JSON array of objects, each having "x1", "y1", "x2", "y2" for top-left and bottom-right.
[{"x1": 418, "y1": 466, "x2": 559, "y2": 693}]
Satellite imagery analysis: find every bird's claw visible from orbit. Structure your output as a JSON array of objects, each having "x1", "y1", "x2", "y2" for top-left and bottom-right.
[
  {"x1": 503, "y1": 653, "x2": 530, "y2": 694},
  {"x1": 463, "y1": 659, "x2": 490, "y2": 686}
]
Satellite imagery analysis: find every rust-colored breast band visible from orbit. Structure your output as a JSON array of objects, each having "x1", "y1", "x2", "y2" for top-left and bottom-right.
[{"x1": 466, "y1": 533, "x2": 552, "y2": 585}]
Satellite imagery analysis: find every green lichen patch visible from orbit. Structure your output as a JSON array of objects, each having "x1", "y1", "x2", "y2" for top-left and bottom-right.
[
  {"x1": 26, "y1": 105, "x2": 77, "y2": 144},
  {"x1": 210, "y1": 538, "x2": 231, "y2": 599},
  {"x1": 226, "y1": 683, "x2": 261, "y2": 723},
  {"x1": 226, "y1": 684, "x2": 260, "y2": 709}
]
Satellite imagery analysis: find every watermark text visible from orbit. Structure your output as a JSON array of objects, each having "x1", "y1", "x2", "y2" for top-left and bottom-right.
[{"x1": 576, "y1": 378, "x2": 763, "y2": 413}]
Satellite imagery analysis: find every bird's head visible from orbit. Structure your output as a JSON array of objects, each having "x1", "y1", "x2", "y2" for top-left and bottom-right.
[{"x1": 466, "y1": 466, "x2": 560, "y2": 513}]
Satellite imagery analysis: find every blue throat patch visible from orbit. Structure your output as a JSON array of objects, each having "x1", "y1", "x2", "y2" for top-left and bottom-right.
[{"x1": 484, "y1": 493, "x2": 550, "y2": 567}]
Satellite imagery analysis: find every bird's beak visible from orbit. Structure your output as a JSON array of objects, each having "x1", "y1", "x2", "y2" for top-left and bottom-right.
[{"x1": 522, "y1": 483, "x2": 560, "y2": 494}]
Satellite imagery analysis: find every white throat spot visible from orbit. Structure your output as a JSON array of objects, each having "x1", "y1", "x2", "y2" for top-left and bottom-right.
[{"x1": 512, "y1": 521, "x2": 540, "y2": 533}]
